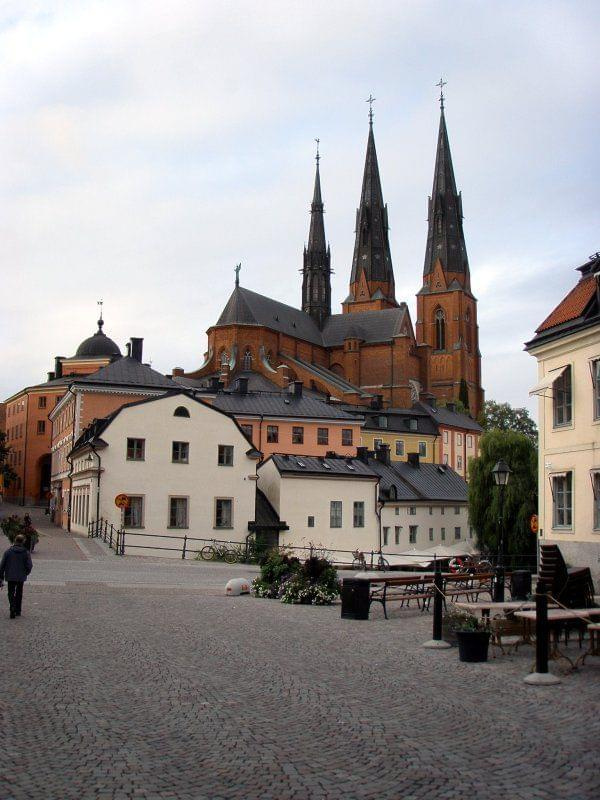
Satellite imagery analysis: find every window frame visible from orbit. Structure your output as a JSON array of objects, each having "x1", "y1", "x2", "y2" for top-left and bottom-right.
[
  {"x1": 418, "y1": 441, "x2": 427, "y2": 458},
  {"x1": 172, "y1": 441, "x2": 189, "y2": 464},
  {"x1": 214, "y1": 497, "x2": 233, "y2": 529},
  {"x1": 266, "y1": 425, "x2": 279, "y2": 444},
  {"x1": 593, "y1": 471, "x2": 600, "y2": 530},
  {"x1": 317, "y1": 427, "x2": 329, "y2": 446},
  {"x1": 126, "y1": 438, "x2": 146, "y2": 461},
  {"x1": 409, "y1": 525, "x2": 417, "y2": 544},
  {"x1": 168, "y1": 496, "x2": 189, "y2": 529},
  {"x1": 38, "y1": 396, "x2": 47, "y2": 409},
  {"x1": 553, "y1": 365, "x2": 572, "y2": 428},
  {"x1": 552, "y1": 472, "x2": 573, "y2": 529},
  {"x1": 395, "y1": 440, "x2": 405, "y2": 457},
  {"x1": 123, "y1": 495, "x2": 145, "y2": 528},
  {"x1": 353, "y1": 501, "x2": 365, "y2": 528},
  {"x1": 592, "y1": 359, "x2": 600, "y2": 421},
  {"x1": 341, "y1": 428, "x2": 353, "y2": 446},
  {"x1": 218, "y1": 444, "x2": 234, "y2": 467},
  {"x1": 292, "y1": 426, "x2": 304, "y2": 445},
  {"x1": 330, "y1": 500, "x2": 342, "y2": 528}
]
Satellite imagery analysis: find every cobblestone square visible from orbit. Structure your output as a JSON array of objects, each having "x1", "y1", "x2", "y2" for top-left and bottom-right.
[{"x1": 0, "y1": 509, "x2": 598, "y2": 799}]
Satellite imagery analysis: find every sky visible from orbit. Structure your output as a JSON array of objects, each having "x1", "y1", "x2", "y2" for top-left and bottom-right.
[{"x1": 1, "y1": 0, "x2": 599, "y2": 415}]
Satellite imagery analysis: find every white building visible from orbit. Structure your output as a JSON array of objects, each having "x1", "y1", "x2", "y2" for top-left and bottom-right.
[
  {"x1": 526, "y1": 253, "x2": 600, "y2": 577},
  {"x1": 69, "y1": 392, "x2": 260, "y2": 556}
]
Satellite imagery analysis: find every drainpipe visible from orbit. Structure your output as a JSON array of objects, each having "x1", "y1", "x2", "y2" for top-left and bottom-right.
[
  {"x1": 89, "y1": 439, "x2": 102, "y2": 525},
  {"x1": 66, "y1": 386, "x2": 77, "y2": 532},
  {"x1": 374, "y1": 477, "x2": 382, "y2": 553},
  {"x1": 21, "y1": 395, "x2": 30, "y2": 507}
]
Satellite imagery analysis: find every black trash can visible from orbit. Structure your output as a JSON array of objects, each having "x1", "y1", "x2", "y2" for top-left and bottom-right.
[
  {"x1": 341, "y1": 578, "x2": 370, "y2": 620},
  {"x1": 511, "y1": 570, "x2": 532, "y2": 600}
]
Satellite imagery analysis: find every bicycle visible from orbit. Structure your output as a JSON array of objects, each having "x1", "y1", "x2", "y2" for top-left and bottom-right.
[
  {"x1": 351, "y1": 549, "x2": 367, "y2": 570},
  {"x1": 199, "y1": 541, "x2": 242, "y2": 564}
]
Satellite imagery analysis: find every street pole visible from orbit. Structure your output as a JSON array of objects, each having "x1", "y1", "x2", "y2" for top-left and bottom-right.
[{"x1": 493, "y1": 484, "x2": 505, "y2": 602}]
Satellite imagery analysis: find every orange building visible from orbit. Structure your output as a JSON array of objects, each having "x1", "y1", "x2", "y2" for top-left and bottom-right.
[
  {"x1": 176, "y1": 99, "x2": 483, "y2": 417},
  {"x1": 2, "y1": 317, "x2": 121, "y2": 505}
]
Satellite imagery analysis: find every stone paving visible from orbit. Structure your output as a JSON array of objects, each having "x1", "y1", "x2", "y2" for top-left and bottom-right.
[{"x1": 0, "y1": 506, "x2": 598, "y2": 799}]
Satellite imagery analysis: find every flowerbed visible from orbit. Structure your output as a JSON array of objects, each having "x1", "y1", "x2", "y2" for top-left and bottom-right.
[{"x1": 252, "y1": 550, "x2": 340, "y2": 605}]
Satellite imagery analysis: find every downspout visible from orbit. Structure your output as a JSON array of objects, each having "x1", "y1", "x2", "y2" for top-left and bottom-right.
[
  {"x1": 66, "y1": 386, "x2": 77, "y2": 532},
  {"x1": 21, "y1": 395, "x2": 30, "y2": 507},
  {"x1": 375, "y1": 477, "x2": 382, "y2": 553},
  {"x1": 89, "y1": 439, "x2": 102, "y2": 525}
]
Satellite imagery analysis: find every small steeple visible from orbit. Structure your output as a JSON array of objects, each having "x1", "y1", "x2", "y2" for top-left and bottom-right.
[
  {"x1": 423, "y1": 85, "x2": 470, "y2": 283},
  {"x1": 347, "y1": 99, "x2": 396, "y2": 310},
  {"x1": 302, "y1": 140, "x2": 331, "y2": 329}
]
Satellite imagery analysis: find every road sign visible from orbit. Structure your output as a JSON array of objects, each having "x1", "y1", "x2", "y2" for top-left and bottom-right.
[
  {"x1": 530, "y1": 514, "x2": 538, "y2": 534},
  {"x1": 115, "y1": 494, "x2": 130, "y2": 509}
]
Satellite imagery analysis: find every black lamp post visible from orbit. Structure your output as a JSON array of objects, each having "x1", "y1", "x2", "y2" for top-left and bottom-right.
[{"x1": 492, "y1": 459, "x2": 512, "y2": 602}]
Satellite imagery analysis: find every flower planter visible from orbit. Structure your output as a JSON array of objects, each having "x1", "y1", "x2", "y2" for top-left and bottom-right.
[{"x1": 456, "y1": 630, "x2": 491, "y2": 663}]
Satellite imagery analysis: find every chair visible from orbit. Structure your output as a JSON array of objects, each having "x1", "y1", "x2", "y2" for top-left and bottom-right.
[
  {"x1": 538, "y1": 544, "x2": 596, "y2": 608},
  {"x1": 489, "y1": 616, "x2": 524, "y2": 656}
]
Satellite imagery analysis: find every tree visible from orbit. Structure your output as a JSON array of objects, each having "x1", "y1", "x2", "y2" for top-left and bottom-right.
[
  {"x1": 478, "y1": 400, "x2": 538, "y2": 445},
  {"x1": 468, "y1": 429, "x2": 537, "y2": 560},
  {"x1": 0, "y1": 431, "x2": 17, "y2": 490}
]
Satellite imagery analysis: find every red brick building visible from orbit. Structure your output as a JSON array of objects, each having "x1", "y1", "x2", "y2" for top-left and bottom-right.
[{"x1": 177, "y1": 102, "x2": 483, "y2": 416}]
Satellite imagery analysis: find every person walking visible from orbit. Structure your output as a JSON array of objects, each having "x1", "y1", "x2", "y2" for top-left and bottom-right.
[{"x1": 0, "y1": 534, "x2": 33, "y2": 619}]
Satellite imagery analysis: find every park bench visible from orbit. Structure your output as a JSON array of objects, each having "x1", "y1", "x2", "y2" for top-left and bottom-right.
[
  {"x1": 369, "y1": 575, "x2": 434, "y2": 619},
  {"x1": 443, "y1": 573, "x2": 494, "y2": 604}
]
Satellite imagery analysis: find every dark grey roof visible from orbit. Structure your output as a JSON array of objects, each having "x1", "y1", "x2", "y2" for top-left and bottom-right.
[
  {"x1": 321, "y1": 306, "x2": 408, "y2": 346},
  {"x1": 249, "y1": 490, "x2": 289, "y2": 531},
  {"x1": 77, "y1": 357, "x2": 177, "y2": 389},
  {"x1": 369, "y1": 458, "x2": 468, "y2": 503},
  {"x1": 362, "y1": 410, "x2": 438, "y2": 436},
  {"x1": 212, "y1": 392, "x2": 363, "y2": 420},
  {"x1": 215, "y1": 286, "x2": 323, "y2": 346},
  {"x1": 74, "y1": 320, "x2": 122, "y2": 359},
  {"x1": 269, "y1": 454, "x2": 377, "y2": 478},
  {"x1": 173, "y1": 371, "x2": 281, "y2": 393},
  {"x1": 284, "y1": 356, "x2": 371, "y2": 397},
  {"x1": 416, "y1": 402, "x2": 482, "y2": 432}
]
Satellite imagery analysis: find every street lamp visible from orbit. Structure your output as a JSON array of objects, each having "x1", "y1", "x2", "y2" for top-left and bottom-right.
[{"x1": 492, "y1": 459, "x2": 512, "y2": 602}]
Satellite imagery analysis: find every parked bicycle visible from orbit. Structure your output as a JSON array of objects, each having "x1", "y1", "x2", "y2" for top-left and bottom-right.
[
  {"x1": 198, "y1": 541, "x2": 244, "y2": 564},
  {"x1": 351, "y1": 549, "x2": 367, "y2": 570}
]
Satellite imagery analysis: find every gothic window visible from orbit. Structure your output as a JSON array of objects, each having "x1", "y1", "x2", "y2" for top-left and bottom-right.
[
  {"x1": 465, "y1": 309, "x2": 472, "y2": 352},
  {"x1": 265, "y1": 350, "x2": 272, "y2": 366},
  {"x1": 243, "y1": 350, "x2": 252, "y2": 370},
  {"x1": 435, "y1": 308, "x2": 446, "y2": 351},
  {"x1": 220, "y1": 350, "x2": 229, "y2": 366}
]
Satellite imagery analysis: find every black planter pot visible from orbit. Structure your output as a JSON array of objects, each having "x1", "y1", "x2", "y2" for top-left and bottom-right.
[{"x1": 456, "y1": 630, "x2": 491, "y2": 663}]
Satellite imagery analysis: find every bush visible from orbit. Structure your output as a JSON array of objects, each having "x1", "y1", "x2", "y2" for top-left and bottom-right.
[
  {"x1": 0, "y1": 515, "x2": 39, "y2": 546},
  {"x1": 252, "y1": 549, "x2": 340, "y2": 606}
]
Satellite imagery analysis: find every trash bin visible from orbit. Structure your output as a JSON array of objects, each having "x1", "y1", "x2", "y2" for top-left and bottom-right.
[
  {"x1": 341, "y1": 578, "x2": 370, "y2": 620},
  {"x1": 511, "y1": 570, "x2": 532, "y2": 600}
]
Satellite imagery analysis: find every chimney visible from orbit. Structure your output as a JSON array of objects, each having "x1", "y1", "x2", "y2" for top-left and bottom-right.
[
  {"x1": 125, "y1": 342, "x2": 131, "y2": 357},
  {"x1": 47, "y1": 371, "x2": 55, "y2": 382},
  {"x1": 130, "y1": 338, "x2": 143, "y2": 362},
  {"x1": 370, "y1": 394, "x2": 383, "y2": 410},
  {"x1": 237, "y1": 376, "x2": 249, "y2": 395},
  {"x1": 407, "y1": 452, "x2": 420, "y2": 468},
  {"x1": 374, "y1": 443, "x2": 391, "y2": 466},
  {"x1": 356, "y1": 446, "x2": 370, "y2": 463},
  {"x1": 423, "y1": 395, "x2": 437, "y2": 409},
  {"x1": 172, "y1": 367, "x2": 184, "y2": 377},
  {"x1": 54, "y1": 357, "x2": 63, "y2": 379},
  {"x1": 291, "y1": 380, "x2": 303, "y2": 399}
]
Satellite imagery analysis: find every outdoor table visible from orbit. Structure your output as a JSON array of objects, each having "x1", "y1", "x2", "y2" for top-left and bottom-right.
[
  {"x1": 454, "y1": 600, "x2": 539, "y2": 618},
  {"x1": 514, "y1": 608, "x2": 600, "y2": 669},
  {"x1": 575, "y1": 623, "x2": 600, "y2": 668}
]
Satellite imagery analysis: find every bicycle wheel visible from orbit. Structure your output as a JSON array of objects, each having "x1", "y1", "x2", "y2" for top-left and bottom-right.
[
  {"x1": 200, "y1": 545, "x2": 216, "y2": 561},
  {"x1": 378, "y1": 556, "x2": 390, "y2": 570},
  {"x1": 224, "y1": 548, "x2": 239, "y2": 565}
]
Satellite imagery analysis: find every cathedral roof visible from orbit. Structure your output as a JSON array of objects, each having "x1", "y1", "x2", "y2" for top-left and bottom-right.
[{"x1": 321, "y1": 305, "x2": 409, "y2": 346}]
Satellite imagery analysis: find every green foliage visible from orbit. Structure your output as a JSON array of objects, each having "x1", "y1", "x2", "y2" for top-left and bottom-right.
[
  {"x1": 468, "y1": 429, "x2": 537, "y2": 560},
  {"x1": 450, "y1": 612, "x2": 487, "y2": 632},
  {"x1": 459, "y1": 378, "x2": 470, "y2": 411},
  {"x1": 0, "y1": 432, "x2": 17, "y2": 489},
  {"x1": 252, "y1": 550, "x2": 340, "y2": 605},
  {"x1": 478, "y1": 400, "x2": 538, "y2": 445},
  {"x1": 438, "y1": 397, "x2": 468, "y2": 414},
  {"x1": 0, "y1": 514, "x2": 39, "y2": 545}
]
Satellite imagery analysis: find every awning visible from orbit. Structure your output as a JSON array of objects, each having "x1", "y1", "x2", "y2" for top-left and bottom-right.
[{"x1": 529, "y1": 365, "x2": 568, "y2": 396}]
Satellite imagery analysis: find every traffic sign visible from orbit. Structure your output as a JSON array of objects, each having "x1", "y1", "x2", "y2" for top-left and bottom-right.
[
  {"x1": 530, "y1": 514, "x2": 538, "y2": 534},
  {"x1": 115, "y1": 494, "x2": 130, "y2": 509}
]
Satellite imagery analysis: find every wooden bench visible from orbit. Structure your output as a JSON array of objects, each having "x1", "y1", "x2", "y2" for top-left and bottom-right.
[
  {"x1": 369, "y1": 575, "x2": 434, "y2": 619},
  {"x1": 443, "y1": 573, "x2": 494, "y2": 604}
]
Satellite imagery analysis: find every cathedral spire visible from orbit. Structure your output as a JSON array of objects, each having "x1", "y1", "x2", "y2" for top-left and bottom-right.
[
  {"x1": 423, "y1": 91, "x2": 470, "y2": 284},
  {"x1": 346, "y1": 103, "x2": 396, "y2": 312},
  {"x1": 302, "y1": 141, "x2": 331, "y2": 328}
]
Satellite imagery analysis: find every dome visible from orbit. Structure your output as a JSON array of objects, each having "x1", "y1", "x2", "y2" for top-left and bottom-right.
[{"x1": 75, "y1": 319, "x2": 121, "y2": 358}]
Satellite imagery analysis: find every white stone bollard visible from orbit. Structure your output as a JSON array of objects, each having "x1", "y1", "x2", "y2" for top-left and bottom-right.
[{"x1": 225, "y1": 578, "x2": 251, "y2": 596}]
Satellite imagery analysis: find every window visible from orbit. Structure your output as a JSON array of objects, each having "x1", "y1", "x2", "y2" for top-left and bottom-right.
[
  {"x1": 443, "y1": 430, "x2": 448, "y2": 444},
  {"x1": 172, "y1": 441, "x2": 189, "y2": 463},
  {"x1": 383, "y1": 526, "x2": 389, "y2": 546},
  {"x1": 454, "y1": 506, "x2": 460, "y2": 515},
  {"x1": 169, "y1": 497, "x2": 188, "y2": 528},
  {"x1": 124, "y1": 496, "x2": 144, "y2": 528},
  {"x1": 292, "y1": 426, "x2": 304, "y2": 445},
  {"x1": 243, "y1": 350, "x2": 252, "y2": 370},
  {"x1": 215, "y1": 498, "x2": 233, "y2": 528},
  {"x1": 593, "y1": 472, "x2": 600, "y2": 530},
  {"x1": 317, "y1": 428, "x2": 329, "y2": 446},
  {"x1": 395, "y1": 507, "x2": 400, "y2": 516},
  {"x1": 409, "y1": 525, "x2": 417, "y2": 544},
  {"x1": 308, "y1": 516, "x2": 315, "y2": 528},
  {"x1": 394, "y1": 526, "x2": 401, "y2": 545},
  {"x1": 435, "y1": 308, "x2": 446, "y2": 351},
  {"x1": 395, "y1": 440, "x2": 405, "y2": 457},
  {"x1": 408, "y1": 507, "x2": 416, "y2": 516},
  {"x1": 218, "y1": 445, "x2": 234, "y2": 466},
  {"x1": 418, "y1": 441, "x2": 427, "y2": 457},
  {"x1": 38, "y1": 396, "x2": 46, "y2": 409},
  {"x1": 240, "y1": 424, "x2": 253, "y2": 440},
  {"x1": 553, "y1": 366, "x2": 572, "y2": 427},
  {"x1": 429, "y1": 506, "x2": 433, "y2": 515},
  {"x1": 378, "y1": 416, "x2": 388, "y2": 429},
  {"x1": 353, "y1": 501, "x2": 364, "y2": 528},
  {"x1": 127, "y1": 438, "x2": 145, "y2": 461},
  {"x1": 457, "y1": 455, "x2": 463, "y2": 470},
  {"x1": 441, "y1": 526, "x2": 446, "y2": 541},
  {"x1": 454, "y1": 526, "x2": 461, "y2": 540},
  {"x1": 552, "y1": 472, "x2": 572, "y2": 528},
  {"x1": 441, "y1": 506, "x2": 445, "y2": 515},
  {"x1": 429, "y1": 527, "x2": 434, "y2": 542},
  {"x1": 443, "y1": 453, "x2": 449, "y2": 465},
  {"x1": 173, "y1": 406, "x2": 190, "y2": 418},
  {"x1": 267, "y1": 425, "x2": 279, "y2": 443},
  {"x1": 373, "y1": 438, "x2": 383, "y2": 449},
  {"x1": 37, "y1": 420, "x2": 46, "y2": 435},
  {"x1": 457, "y1": 433, "x2": 462, "y2": 446},
  {"x1": 409, "y1": 418, "x2": 418, "y2": 432},
  {"x1": 330, "y1": 501, "x2": 342, "y2": 528},
  {"x1": 467, "y1": 435, "x2": 473, "y2": 448},
  {"x1": 342, "y1": 428, "x2": 353, "y2": 446},
  {"x1": 593, "y1": 359, "x2": 600, "y2": 420}
]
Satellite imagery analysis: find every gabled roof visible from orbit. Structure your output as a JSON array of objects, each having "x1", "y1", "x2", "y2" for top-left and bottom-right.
[
  {"x1": 268, "y1": 453, "x2": 377, "y2": 478},
  {"x1": 369, "y1": 458, "x2": 468, "y2": 503},
  {"x1": 415, "y1": 402, "x2": 482, "y2": 432},
  {"x1": 322, "y1": 305, "x2": 408, "y2": 346},
  {"x1": 77, "y1": 357, "x2": 177, "y2": 389},
  {"x1": 362, "y1": 409, "x2": 438, "y2": 436},
  {"x1": 536, "y1": 274, "x2": 596, "y2": 333},
  {"x1": 212, "y1": 392, "x2": 362, "y2": 421},
  {"x1": 215, "y1": 286, "x2": 323, "y2": 346}
]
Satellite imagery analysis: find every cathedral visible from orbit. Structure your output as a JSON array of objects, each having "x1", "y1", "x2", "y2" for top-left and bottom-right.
[{"x1": 179, "y1": 97, "x2": 484, "y2": 416}]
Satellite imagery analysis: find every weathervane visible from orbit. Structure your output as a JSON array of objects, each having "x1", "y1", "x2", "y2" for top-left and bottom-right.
[
  {"x1": 315, "y1": 138, "x2": 320, "y2": 166},
  {"x1": 366, "y1": 94, "x2": 376, "y2": 125},
  {"x1": 436, "y1": 77, "x2": 447, "y2": 111},
  {"x1": 235, "y1": 263, "x2": 241, "y2": 287}
]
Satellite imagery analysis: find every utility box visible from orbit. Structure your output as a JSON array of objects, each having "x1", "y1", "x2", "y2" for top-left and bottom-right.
[
  {"x1": 341, "y1": 578, "x2": 370, "y2": 620},
  {"x1": 225, "y1": 578, "x2": 251, "y2": 596}
]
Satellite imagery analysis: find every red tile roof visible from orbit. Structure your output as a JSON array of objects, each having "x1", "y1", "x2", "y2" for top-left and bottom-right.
[{"x1": 536, "y1": 275, "x2": 596, "y2": 332}]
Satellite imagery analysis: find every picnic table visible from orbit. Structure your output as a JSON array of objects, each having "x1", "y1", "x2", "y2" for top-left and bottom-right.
[{"x1": 455, "y1": 600, "x2": 539, "y2": 617}]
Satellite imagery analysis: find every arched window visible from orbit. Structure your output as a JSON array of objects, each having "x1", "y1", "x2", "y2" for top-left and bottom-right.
[
  {"x1": 465, "y1": 309, "x2": 472, "y2": 352},
  {"x1": 220, "y1": 350, "x2": 229, "y2": 366},
  {"x1": 243, "y1": 350, "x2": 252, "y2": 370},
  {"x1": 435, "y1": 308, "x2": 446, "y2": 351},
  {"x1": 174, "y1": 406, "x2": 190, "y2": 418}
]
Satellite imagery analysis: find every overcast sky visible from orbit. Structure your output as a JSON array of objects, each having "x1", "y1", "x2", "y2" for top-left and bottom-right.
[{"x1": 1, "y1": 1, "x2": 598, "y2": 415}]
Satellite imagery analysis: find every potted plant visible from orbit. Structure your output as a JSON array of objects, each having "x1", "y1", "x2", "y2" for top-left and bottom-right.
[
  {"x1": 442, "y1": 608, "x2": 475, "y2": 646},
  {"x1": 454, "y1": 613, "x2": 491, "y2": 663}
]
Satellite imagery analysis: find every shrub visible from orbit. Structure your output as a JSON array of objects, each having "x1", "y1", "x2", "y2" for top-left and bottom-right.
[
  {"x1": 0, "y1": 515, "x2": 39, "y2": 546},
  {"x1": 253, "y1": 549, "x2": 340, "y2": 606}
]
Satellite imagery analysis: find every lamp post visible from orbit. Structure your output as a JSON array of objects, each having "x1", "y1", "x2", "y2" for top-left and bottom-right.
[{"x1": 492, "y1": 459, "x2": 512, "y2": 602}]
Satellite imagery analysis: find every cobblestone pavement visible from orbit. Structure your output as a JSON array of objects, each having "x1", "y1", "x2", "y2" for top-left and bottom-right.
[{"x1": 0, "y1": 507, "x2": 598, "y2": 799}]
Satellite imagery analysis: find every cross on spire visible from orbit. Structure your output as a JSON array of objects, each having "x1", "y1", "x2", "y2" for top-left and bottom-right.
[
  {"x1": 436, "y1": 77, "x2": 447, "y2": 111},
  {"x1": 234, "y1": 263, "x2": 241, "y2": 286},
  {"x1": 315, "y1": 138, "x2": 320, "y2": 166},
  {"x1": 97, "y1": 299, "x2": 104, "y2": 331},
  {"x1": 366, "y1": 94, "x2": 376, "y2": 126}
]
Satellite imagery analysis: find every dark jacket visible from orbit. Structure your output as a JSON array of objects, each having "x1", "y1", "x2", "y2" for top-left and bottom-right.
[{"x1": 0, "y1": 545, "x2": 33, "y2": 583}]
